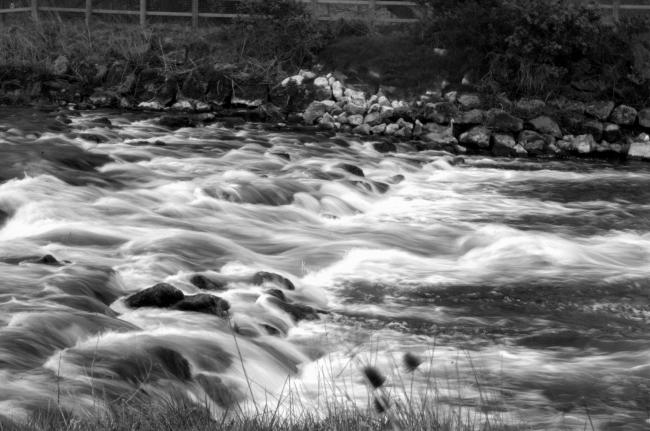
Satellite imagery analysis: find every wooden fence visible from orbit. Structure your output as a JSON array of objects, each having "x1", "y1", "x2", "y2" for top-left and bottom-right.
[
  {"x1": 0, "y1": 0, "x2": 644, "y2": 27},
  {"x1": 0, "y1": 0, "x2": 419, "y2": 26}
]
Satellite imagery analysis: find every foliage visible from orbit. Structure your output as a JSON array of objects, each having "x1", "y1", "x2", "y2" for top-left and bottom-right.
[
  {"x1": 234, "y1": 0, "x2": 326, "y2": 69},
  {"x1": 415, "y1": 0, "x2": 650, "y2": 102}
]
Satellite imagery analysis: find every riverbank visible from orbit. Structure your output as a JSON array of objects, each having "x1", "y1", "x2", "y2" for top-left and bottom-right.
[
  {"x1": 3, "y1": 16, "x2": 650, "y2": 163},
  {"x1": 4, "y1": 395, "x2": 523, "y2": 431}
]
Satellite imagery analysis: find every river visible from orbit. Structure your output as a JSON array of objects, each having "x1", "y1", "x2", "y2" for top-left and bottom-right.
[{"x1": 0, "y1": 108, "x2": 649, "y2": 430}]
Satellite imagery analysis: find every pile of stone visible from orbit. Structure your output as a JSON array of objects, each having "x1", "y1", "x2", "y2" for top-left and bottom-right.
[{"x1": 290, "y1": 71, "x2": 650, "y2": 161}]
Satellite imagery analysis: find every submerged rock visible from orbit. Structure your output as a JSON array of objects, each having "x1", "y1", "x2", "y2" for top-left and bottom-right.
[
  {"x1": 251, "y1": 271, "x2": 295, "y2": 290},
  {"x1": 373, "y1": 142, "x2": 396, "y2": 153},
  {"x1": 159, "y1": 115, "x2": 193, "y2": 129},
  {"x1": 147, "y1": 346, "x2": 192, "y2": 381},
  {"x1": 173, "y1": 294, "x2": 230, "y2": 318},
  {"x1": 195, "y1": 373, "x2": 241, "y2": 407},
  {"x1": 35, "y1": 254, "x2": 62, "y2": 266},
  {"x1": 265, "y1": 288, "x2": 286, "y2": 301},
  {"x1": 267, "y1": 296, "x2": 320, "y2": 322},
  {"x1": 337, "y1": 163, "x2": 365, "y2": 177},
  {"x1": 0, "y1": 209, "x2": 8, "y2": 227},
  {"x1": 190, "y1": 274, "x2": 226, "y2": 291},
  {"x1": 125, "y1": 283, "x2": 184, "y2": 308}
]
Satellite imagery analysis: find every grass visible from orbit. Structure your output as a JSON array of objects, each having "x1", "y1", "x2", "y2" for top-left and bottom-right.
[
  {"x1": 0, "y1": 15, "x2": 295, "y2": 105},
  {"x1": 0, "y1": 13, "x2": 452, "y2": 107},
  {"x1": 0, "y1": 346, "x2": 528, "y2": 431}
]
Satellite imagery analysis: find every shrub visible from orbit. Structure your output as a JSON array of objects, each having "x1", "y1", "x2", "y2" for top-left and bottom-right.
[
  {"x1": 415, "y1": 0, "x2": 650, "y2": 103},
  {"x1": 234, "y1": 0, "x2": 326, "y2": 69}
]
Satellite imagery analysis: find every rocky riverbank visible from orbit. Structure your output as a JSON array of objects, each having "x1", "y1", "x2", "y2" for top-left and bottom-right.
[
  {"x1": 283, "y1": 70, "x2": 650, "y2": 161},
  {"x1": 3, "y1": 60, "x2": 650, "y2": 161}
]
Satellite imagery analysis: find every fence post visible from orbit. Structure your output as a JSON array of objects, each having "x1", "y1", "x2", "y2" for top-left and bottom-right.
[
  {"x1": 85, "y1": 0, "x2": 92, "y2": 26},
  {"x1": 139, "y1": 0, "x2": 146, "y2": 26},
  {"x1": 369, "y1": 0, "x2": 376, "y2": 26},
  {"x1": 613, "y1": 0, "x2": 620, "y2": 23},
  {"x1": 31, "y1": 0, "x2": 38, "y2": 22},
  {"x1": 192, "y1": 0, "x2": 198, "y2": 29}
]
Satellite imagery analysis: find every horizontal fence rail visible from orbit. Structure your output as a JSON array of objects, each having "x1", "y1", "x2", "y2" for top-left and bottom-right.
[{"x1": 0, "y1": 1, "x2": 643, "y2": 27}]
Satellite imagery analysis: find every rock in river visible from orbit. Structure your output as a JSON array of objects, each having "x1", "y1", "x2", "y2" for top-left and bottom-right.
[
  {"x1": 251, "y1": 271, "x2": 295, "y2": 290},
  {"x1": 173, "y1": 294, "x2": 230, "y2": 318},
  {"x1": 190, "y1": 274, "x2": 227, "y2": 291},
  {"x1": 125, "y1": 283, "x2": 185, "y2": 308}
]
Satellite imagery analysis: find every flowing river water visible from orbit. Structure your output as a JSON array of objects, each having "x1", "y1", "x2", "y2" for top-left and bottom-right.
[{"x1": 1, "y1": 108, "x2": 650, "y2": 430}]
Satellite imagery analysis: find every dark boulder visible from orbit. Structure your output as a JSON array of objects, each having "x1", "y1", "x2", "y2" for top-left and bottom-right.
[
  {"x1": 372, "y1": 181, "x2": 390, "y2": 194},
  {"x1": 35, "y1": 254, "x2": 62, "y2": 266},
  {"x1": 422, "y1": 102, "x2": 457, "y2": 124},
  {"x1": 48, "y1": 295, "x2": 118, "y2": 317},
  {"x1": 373, "y1": 141, "x2": 397, "y2": 153},
  {"x1": 491, "y1": 133, "x2": 517, "y2": 157},
  {"x1": 609, "y1": 104, "x2": 637, "y2": 126},
  {"x1": 337, "y1": 163, "x2": 365, "y2": 177},
  {"x1": 195, "y1": 373, "x2": 240, "y2": 407},
  {"x1": 149, "y1": 346, "x2": 192, "y2": 381},
  {"x1": 455, "y1": 108, "x2": 485, "y2": 126},
  {"x1": 157, "y1": 77, "x2": 178, "y2": 107},
  {"x1": 265, "y1": 289, "x2": 286, "y2": 301},
  {"x1": 173, "y1": 293, "x2": 230, "y2": 318},
  {"x1": 638, "y1": 108, "x2": 650, "y2": 129},
  {"x1": 518, "y1": 330, "x2": 590, "y2": 349},
  {"x1": 585, "y1": 101, "x2": 614, "y2": 121},
  {"x1": 251, "y1": 271, "x2": 295, "y2": 290},
  {"x1": 190, "y1": 274, "x2": 226, "y2": 291},
  {"x1": 603, "y1": 123, "x2": 622, "y2": 143},
  {"x1": 518, "y1": 130, "x2": 548, "y2": 156},
  {"x1": 125, "y1": 283, "x2": 184, "y2": 308},
  {"x1": 267, "y1": 296, "x2": 319, "y2": 322},
  {"x1": 78, "y1": 133, "x2": 109, "y2": 143},
  {"x1": 88, "y1": 117, "x2": 112, "y2": 127},
  {"x1": 528, "y1": 116, "x2": 562, "y2": 138},
  {"x1": 486, "y1": 109, "x2": 523, "y2": 133},
  {"x1": 159, "y1": 115, "x2": 194, "y2": 129},
  {"x1": 0, "y1": 208, "x2": 8, "y2": 226},
  {"x1": 582, "y1": 120, "x2": 603, "y2": 142},
  {"x1": 262, "y1": 324, "x2": 282, "y2": 336}
]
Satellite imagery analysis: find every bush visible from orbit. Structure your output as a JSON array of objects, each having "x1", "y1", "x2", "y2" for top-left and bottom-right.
[
  {"x1": 415, "y1": 0, "x2": 650, "y2": 103},
  {"x1": 234, "y1": 0, "x2": 326, "y2": 69}
]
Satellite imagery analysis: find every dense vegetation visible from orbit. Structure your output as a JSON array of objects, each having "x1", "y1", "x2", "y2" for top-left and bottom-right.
[
  {"x1": 1, "y1": 0, "x2": 650, "y2": 105},
  {"x1": 415, "y1": 0, "x2": 650, "y2": 102}
]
